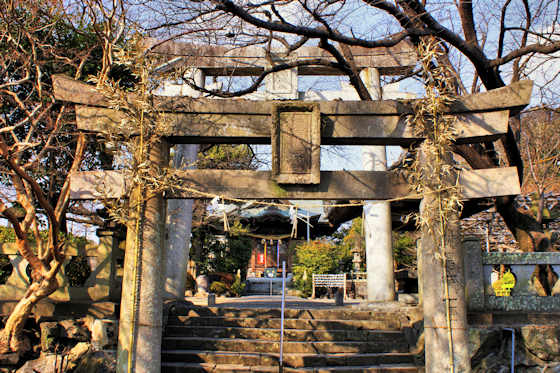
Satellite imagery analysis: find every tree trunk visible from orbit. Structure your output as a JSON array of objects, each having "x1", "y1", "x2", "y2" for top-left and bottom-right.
[
  {"x1": 0, "y1": 275, "x2": 59, "y2": 354},
  {"x1": 495, "y1": 195, "x2": 551, "y2": 252}
]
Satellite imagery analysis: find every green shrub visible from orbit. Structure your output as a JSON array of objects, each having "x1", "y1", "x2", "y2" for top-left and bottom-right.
[
  {"x1": 229, "y1": 276, "x2": 246, "y2": 297},
  {"x1": 292, "y1": 240, "x2": 351, "y2": 298},
  {"x1": 0, "y1": 226, "x2": 91, "y2": 246},
  {"x1": 209, "y1": 281, "x2": 229, "y2": 296},
  {"x1": 393, "y1": 232, "x2": 417, "y2": 271},
  {"x1": 191, "y1": 228, "x2": 252, "y2": 278},
  {"x1": 65, "y1": 256, "x2": 91, "y2": 287}
]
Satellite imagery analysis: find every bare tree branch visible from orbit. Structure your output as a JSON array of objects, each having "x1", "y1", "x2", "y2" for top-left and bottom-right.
[
  {"x1": 458, "y1": 0, "x2": 479, "y2": 46},
  {"x1": 212, "y1": 0, "x2": 419, "y2": 48},
  {"x1": 491, "y1": 40, "x2": 560, "y2": 68}
]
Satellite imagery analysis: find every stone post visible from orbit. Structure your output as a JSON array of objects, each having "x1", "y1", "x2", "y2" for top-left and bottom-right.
[
  {"x1": 265, "y1": 54, "x2": 298, "y2": 100},
  {"x1": 419, "y1": 150, "x2": 470, "y2": 373},
  {"x1": 463, "y1": 237, "x2": 484, "y2": 311},
  {"x1": 117, "y1": 139, "x2": 168, "y2": 373},
  {"x1": 360, "y1": 67, "x2": 395, "y2": 302},
  {"x1": 163, "y1": 68, "x2": 204, "y2": 300},
  {"x1": 95, "y1": 227, "x2": 120, "y2": 301}
]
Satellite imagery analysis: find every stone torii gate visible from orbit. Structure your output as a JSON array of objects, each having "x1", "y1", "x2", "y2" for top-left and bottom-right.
[
  {"x1": 53, "y1": 50, "x2": 531, "y2": 372},
  {"x1": 151, "y1": 41, "x2": 418, "y2": 303}
]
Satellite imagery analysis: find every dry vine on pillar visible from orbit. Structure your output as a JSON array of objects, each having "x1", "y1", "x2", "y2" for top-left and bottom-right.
[
  {"x1": 408, "y1": 38, "x2": 470, "y2": 373},
  {"x1": 91, "y1": 36, "x2": 176, "y2": 373}
]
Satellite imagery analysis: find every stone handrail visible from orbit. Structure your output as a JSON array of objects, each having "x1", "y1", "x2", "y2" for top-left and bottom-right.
[{"x1": 464, "y1": 238, "x2": 560, "y2": 312}]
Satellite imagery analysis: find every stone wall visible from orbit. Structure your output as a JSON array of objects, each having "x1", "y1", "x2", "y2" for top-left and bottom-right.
[
  {"x1": 470, "y1": 326, "x2": 560, "y2": 372},
  {"x1": 0, "y1": 228, "x2": 122, "y2": 304}
]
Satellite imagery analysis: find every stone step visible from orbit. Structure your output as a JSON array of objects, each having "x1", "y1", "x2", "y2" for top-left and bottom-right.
[
  {"x1": 162, "y1": 337, "x2": 410, "y2": 354},
  {"x1": 164, "y1": 325, "x2": 406, "y2": 342},
  {"x1": 161, "y1": 350, "x2": 417, "y2": 368},
  {"x1": 161, "y1": 362, "x2": 420, "y2": 373},
  {"x1": 167, "y1": 316, "x2": 402, "y2": 331},
  {"x1": 176, "y1": 307, "x2": 418, "y2": 324}
]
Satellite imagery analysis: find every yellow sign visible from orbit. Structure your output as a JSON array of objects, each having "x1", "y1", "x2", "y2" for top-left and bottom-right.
[{"x1": 492, "y1": 270, "x2": 516, "y2": 296}]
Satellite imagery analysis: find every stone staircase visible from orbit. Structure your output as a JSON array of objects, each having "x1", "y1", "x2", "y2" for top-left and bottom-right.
[{"x1": 161, "y1": 305, "x2": 424, "y2": 372}]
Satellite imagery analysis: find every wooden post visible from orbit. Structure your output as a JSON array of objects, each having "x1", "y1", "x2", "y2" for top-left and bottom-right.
[
  {"x1": 264, "y1": 240, "x2": 267, "y2": 269},
  {"x1": 343, "y1": 273, "x2": 347, "y2": 301},
  {"x1": 417, "y1": 239, "x2": 423, "y2": 307},
  {"x1": 312, "y1": 274, "x2": 316, "y2": 299},
  {"x1": 420, "y1": 150, "x2": 470, "y2": 373},
  {"x1": 117, "y1": 139, "x2": 168, "y2": 373}
]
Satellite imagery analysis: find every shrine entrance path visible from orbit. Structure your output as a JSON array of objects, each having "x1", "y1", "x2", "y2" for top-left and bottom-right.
[
  {"x1": 183, "y1": 295, "x2": 419, "y2": 310},
  {"x1": 163, "y1": 296, "x2": 423, "y2": 372},
  {"x1": 185, "y1": 295, "x2": 357, "y2": 309}
]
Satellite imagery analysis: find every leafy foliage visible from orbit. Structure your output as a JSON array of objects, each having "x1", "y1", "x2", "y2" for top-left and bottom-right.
[
  {"x1": 209, "y1": 281, "x2": 228, "y2": 296},
  {"x1": 229, "y1": 274, "x2": 246, "y2": 297},
  {"x1": 191, "y1": 228, "x2": 252, "y2": 279},
  {"x1": 392, "y1": 232, "x2": 417, "y2": 271},
  {"x1": 333, "y1": 218, "x2": 364, "y2": 271},
  {"x1": 64, "y1": 256, "x2": 91, "y2": 287},
  {"x1": 0, "y1": 226, "x2": 90, "y2": 246},
  {"x1": 0, "y1": 255, "x2": 13, "y2": 285},
  {"x1": 0, "y1": 3, "x2": 106, "y2": 195},
  {"x1": 292, "y1": 240, "x2": 352, "y2": 297},
  {"x1": 185, "y1": 272, "x2": 196, "y2": 292},
  {"x1": 197, "y1": 144, "x2": 258, "y2": 170}
]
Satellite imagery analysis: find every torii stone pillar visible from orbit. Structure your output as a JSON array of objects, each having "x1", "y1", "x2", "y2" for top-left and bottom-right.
[
  {"x1": 164, "y1": 144, "x2": 198, "y2": 298},
  {"x1": 419, "y1": 149, "x2": 470, "y2": 372},
  {"x1": 117, "y1": 140, "x2": 168, "y2": 373},
  {"x1": 163, "y1": 69, "x2": 204, "y2": 299},
  {"x1": 360, "y1": 67, "x2": 395, "y2": 302},
  {"x1": 265, "y1": 56, "x2": 298, "y2": 99}
]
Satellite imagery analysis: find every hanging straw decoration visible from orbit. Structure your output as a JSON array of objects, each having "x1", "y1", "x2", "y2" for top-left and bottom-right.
[
  {"x1": 210, "y1": 196, "x2": 230, "y2": 232},
  {"x1": 361, "y1": 207, "x2": 365, "y2": 237},
  {"x1": 290, "y1": 206, "x2": 298, "y2": 238},
  {"x1": 221, "y1": 197, "x2": 230, "y2": 232}
]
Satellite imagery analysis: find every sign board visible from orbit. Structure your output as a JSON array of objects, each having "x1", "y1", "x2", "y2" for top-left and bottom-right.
[{"x1": 271, "y1": 103, "x2": 320, "y2": 184}]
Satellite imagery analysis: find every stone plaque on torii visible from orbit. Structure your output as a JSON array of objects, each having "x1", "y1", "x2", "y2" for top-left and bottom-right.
[{"x1": 52, "y1": 41, "x2": 532, "y2": 373}]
